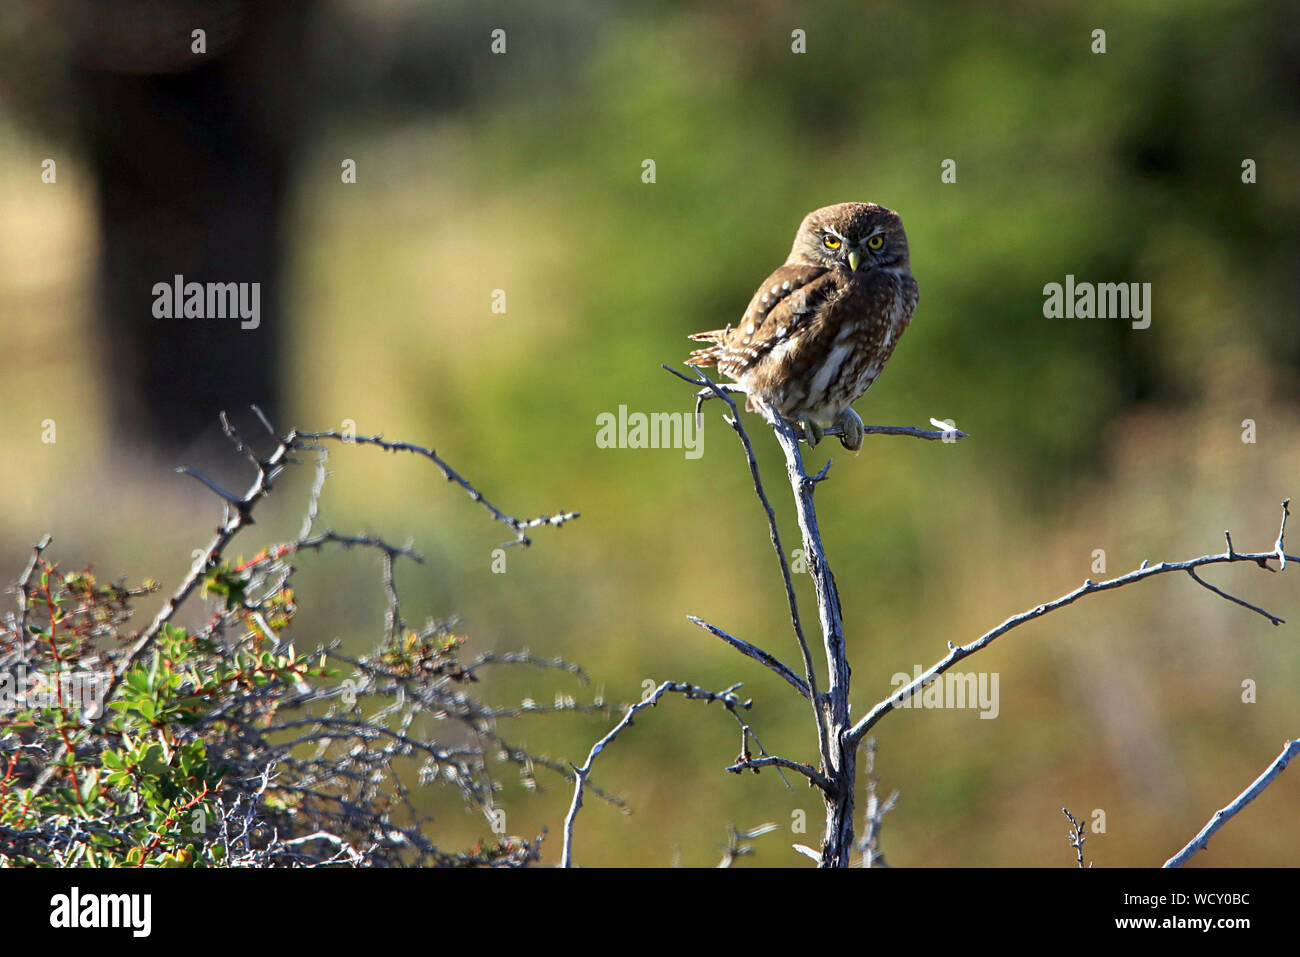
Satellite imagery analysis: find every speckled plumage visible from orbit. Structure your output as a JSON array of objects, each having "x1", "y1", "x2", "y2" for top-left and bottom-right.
[{"x1": 686, "y1": 202, "x2": 918, "y2": 449}]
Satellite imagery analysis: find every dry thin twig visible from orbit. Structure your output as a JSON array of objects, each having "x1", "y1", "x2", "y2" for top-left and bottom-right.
[
  {"x1": 294, "y1": 428, "x2": 579, "y2": 547},
  {"x1": 686, "y1": 616, "x2": 810, "y2": 699},
  {"x1": 561, "y1": 681, "x2": 752, "y2": 867},
  {"x1": 716, "y1": 822, "x2": 778, "y2": 868},
  {"x1": 847, "y1": 499, "x2": 1297, "y2": 745},
  {"x1": 1164, "y1": 738, "x2": 1300, "y2": 868},
  {"x1": 858, "y1": 738, "x2": 898, "y2": 868},
  {"x1": 1062, "y1": 807, "x2": 1093, "y2": 868}
]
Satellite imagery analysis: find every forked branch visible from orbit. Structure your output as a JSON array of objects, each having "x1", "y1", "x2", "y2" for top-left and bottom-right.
[
  {"x1": 667, "y1": 363, "x2": 1296, "y2": 869},
  {"x1": 561, "y1": 681, "x2": 753, "y2": 867},
  {"x1": 847, "y1": 499, "x2": 1297, "y2": 745}
]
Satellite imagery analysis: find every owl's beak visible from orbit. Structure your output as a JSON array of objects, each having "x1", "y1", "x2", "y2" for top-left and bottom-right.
[{"x1": 847, "y1": 249, "x2": 862, "y2": 272}]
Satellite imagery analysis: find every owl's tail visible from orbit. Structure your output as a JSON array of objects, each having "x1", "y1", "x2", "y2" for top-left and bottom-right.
[{"x1": 685, "y1": 329, "x2": 725, "y2": 367}]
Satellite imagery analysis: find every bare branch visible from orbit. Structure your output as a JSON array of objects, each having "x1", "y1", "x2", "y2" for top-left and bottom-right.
[
  {"x1": 811, "y1": 423, "x2": 969, "y2": 442},
  {"x1": 1164, "y1": 738, "x2": 1300, "y2": 868},
  {"x1": 379, "y1": 549, "x2": 404, "y2": 638},
  {"x1": 1062, "y1": 807, "x2": 1093, "y2": 868},
  {"x1": 687, "y1": 377, "x2": 969, "y2": 442},
  {"x1": 284, "y1": 530, "x2": 423, "y2": 564},
  {"x1": 687, "y1": 616, "x2": 810, "y2": 699},
  {"x1": 220, "y1": 409, "x2": 263, "y2": 470},
  {"x1": 294, "y1": 428, "x2": 578, "y2": 547},
  {"x1": 297, "y1": 445, "x2": 330, "y2": 540},
  {"x1": 667, "y1": 364, "x2": 965, "y2": 867},
  {"x1": 857, "y1": 738, "x2": 898, "y2": 868},
  {"x1": 665, "y1": 364, "x2": 831, "y2": 772},
  {"x1": 10, "y1": 534, "x2": 52, "y2": 662},
  {"x1": 762, "y1": 406, "x2": 849, "y2": 718},
  {"x1": 725, "y1": 754, "x2": 832, "y2": 790},
  {"x1": 1274, "y1": 498, "x2": 1291, "y2": 570},
  {"x1": 175, "y1": 467, "x2": 245, "y2": 507},
  {"x1": 717, "y1": 822, "x2": 778, "y2": 868},
  {"x1": 1186, "y1": 567, "x2": 1283, "y2": 625},
  {"x1": 848, "y1": 506, "x2": 1300, "y2": 744},
  {"x1": 561, "y1": 681, "x2": 752, "y2": 867},
  {"x1": 465, "y1": 650, "x2": 589, "y2": 684}
]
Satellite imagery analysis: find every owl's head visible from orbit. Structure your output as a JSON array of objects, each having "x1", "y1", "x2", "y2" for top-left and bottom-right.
[{"x1": 790, "y1": 202, "x2": 910, "y2": 274}]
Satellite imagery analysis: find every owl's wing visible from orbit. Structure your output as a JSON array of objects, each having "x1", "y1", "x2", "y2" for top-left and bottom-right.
[{"x1": 708, "y1": 263, "x2": 838, "y2": 377}]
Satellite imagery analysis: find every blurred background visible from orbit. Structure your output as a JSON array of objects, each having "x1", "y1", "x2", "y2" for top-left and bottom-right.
[{"x1": 2, "y1": 0, "x2": 1299, "y2": 866}]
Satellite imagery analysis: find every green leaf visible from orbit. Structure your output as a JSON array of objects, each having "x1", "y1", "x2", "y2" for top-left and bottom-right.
[
  {"x1": 139, "y1": 744, "x2": 168, "y2": 776},
  {"x1": 79, "y1": 770, "x2": 100, "y2": 804}
]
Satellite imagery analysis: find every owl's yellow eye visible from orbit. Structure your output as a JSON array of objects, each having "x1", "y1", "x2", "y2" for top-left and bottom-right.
[
  {"x1": 867, "y1": 235, "x2": 885, "y2": 250},
  {"x1": 823, "y1": 236, "x2": 841, "y2": 250}
]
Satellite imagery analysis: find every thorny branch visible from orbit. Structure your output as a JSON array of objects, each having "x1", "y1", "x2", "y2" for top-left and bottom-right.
[
  {"x1": 294, "y1": 427, "x2": 579, "y2": 547},
  {"x1": 8, "y1": 407, "x2": 588, "y2": 865},
  {"x1": 30, "y1": 407, "x2": 294, "y2": 796}
]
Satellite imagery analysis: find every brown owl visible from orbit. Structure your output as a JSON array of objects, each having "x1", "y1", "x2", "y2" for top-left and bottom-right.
[{"x1": 686, "y1": 202, "x2": 918, "y2": 451}]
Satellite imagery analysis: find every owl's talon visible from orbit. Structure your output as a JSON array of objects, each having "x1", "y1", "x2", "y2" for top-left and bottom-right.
[
  {"x1": 797, "y1": 417, "x2": 824, "y2": 448},
  {"x1": 836, "y1": 408, "x2": 864, "y2": 452}
]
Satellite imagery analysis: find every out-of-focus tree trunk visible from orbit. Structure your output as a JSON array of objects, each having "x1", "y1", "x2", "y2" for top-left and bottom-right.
[{"x1": 67, "y1": 0, "x2": 314, "y2": 453}]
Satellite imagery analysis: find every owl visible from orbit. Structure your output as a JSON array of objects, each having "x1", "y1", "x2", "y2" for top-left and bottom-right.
[{"x1": 686, "y1": 202, "x2": 918, "y2": 451}]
